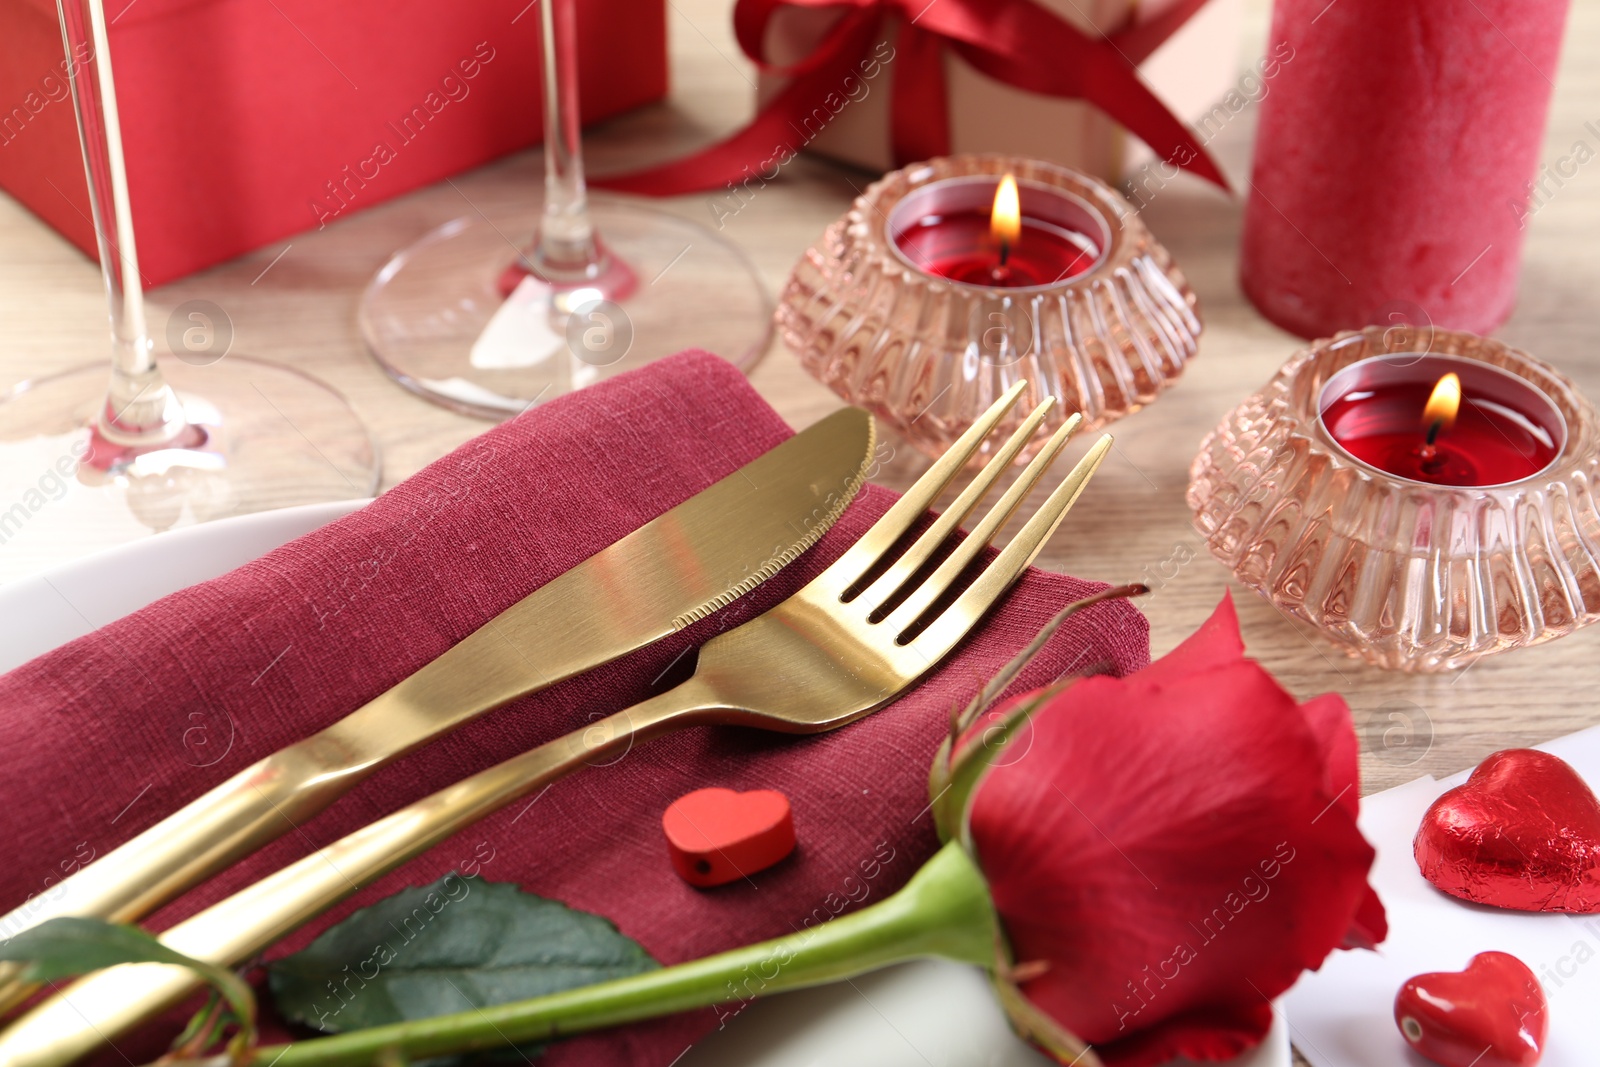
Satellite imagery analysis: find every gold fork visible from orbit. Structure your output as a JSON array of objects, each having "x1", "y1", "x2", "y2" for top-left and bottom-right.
[{"x1": 0, "y1": 382, "x2": 1112, "y2": 1067}]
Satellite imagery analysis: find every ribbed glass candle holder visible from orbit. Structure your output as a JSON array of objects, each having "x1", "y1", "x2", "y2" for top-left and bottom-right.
[
  {"x1": 778, "y1": 154, "x2": 1201, "y2": 461},
  {"x1": 1189, "y1": 326, "x2": 1600, "y2": 671}
]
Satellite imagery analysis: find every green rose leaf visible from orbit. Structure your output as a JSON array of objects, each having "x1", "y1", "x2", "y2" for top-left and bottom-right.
[
  {"x1": 0, "y1": 916, "x2": 256, "y2": 1053},
  {"x1": 267, "y1": 876, "x2": 659, "y2": 1036},
  {"x1": 0, "y1": 916, "x2": 212, "y2": 982}
]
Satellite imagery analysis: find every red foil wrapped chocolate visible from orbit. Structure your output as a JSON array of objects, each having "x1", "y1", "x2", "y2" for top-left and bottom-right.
[{"x1": 1414, "y1": 749, "x2": 1600, "y2": 913}]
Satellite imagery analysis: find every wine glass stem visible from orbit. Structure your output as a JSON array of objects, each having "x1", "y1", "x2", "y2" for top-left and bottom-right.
[
  {"x1": 534, "y1": 0, "x2": 598, "y2": 271},
  {"x1": 57, "y1": 0, "x2": 181, "y2": 443}
]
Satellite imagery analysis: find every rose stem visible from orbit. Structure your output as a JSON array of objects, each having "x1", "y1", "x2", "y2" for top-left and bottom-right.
[{"x1": 254, "y1": 842, "x2": 998, "y2": 1067}]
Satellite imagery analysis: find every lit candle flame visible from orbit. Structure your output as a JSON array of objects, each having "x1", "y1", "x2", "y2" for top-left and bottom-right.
[
  {"x1": 1423, "y1": 372, "x2": 1462, "y2": 443},
  {"x1": 991, "y1": 174, "x2": 1021, "y2": 258}
]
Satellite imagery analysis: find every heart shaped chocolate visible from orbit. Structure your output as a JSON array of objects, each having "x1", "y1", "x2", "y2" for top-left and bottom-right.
[
  {"x1": 1414, "y1": 748, "x2": 1600, "y2": 912},
  {"x1": 663, "y1": 787, "x2": 796, "y2": 888},
  {"x1": 1395, "y1": 951, "x2": 1547, "y2": 1067}
]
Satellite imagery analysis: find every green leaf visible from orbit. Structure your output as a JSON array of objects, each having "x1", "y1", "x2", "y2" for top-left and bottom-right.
[
  {"x1": 267, "y1": 877, "x2": 659, "y2": 1037},
  {"x1": 0, "y1": 916, "x2": 256, "y2": 1050},
  {"x1": 0, "y1": 916, "x2": 197, "y2": 981}
]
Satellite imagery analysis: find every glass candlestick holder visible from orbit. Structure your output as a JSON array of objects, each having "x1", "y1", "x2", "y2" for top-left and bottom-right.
[
  {"x1": 1189, "y1": 325, "x2": 1600, "y2": 672},
  {"x1": 777, "y1": 154, "x2": 1201, "y2": 462}
]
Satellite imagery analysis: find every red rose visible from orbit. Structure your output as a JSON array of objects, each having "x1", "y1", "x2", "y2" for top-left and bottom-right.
[{"x1": 968, "y1": 593, "x2": 1385, "y2": 1065}]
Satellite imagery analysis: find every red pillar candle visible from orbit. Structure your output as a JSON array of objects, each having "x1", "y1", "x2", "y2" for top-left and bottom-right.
[
  {"x1": 1241, "y1": 0, "x2": 1572, "y2": 339},
  {"x1": 1319, "y1": 355, "x2": 1564, "y2": 487},
  {"x1": 888, "y1": 172, "x2": 1104, "y2": 288}
]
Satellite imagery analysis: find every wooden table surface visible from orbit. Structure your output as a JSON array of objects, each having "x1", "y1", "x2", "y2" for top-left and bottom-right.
[{"x1": 3, "y1": 1, "x2": 1599, "y2": 1061}]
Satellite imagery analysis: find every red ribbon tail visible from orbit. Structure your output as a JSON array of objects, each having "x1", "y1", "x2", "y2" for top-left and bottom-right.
[
  {"x1": 1092, "y1": 77, "x2": 1231, "y2": 192},
  {"x1": 1111, "y1": 0, "x2": 1216, "y2": 63},
  {"x1": 888, "y1": 22, "x2": 951, "y2": 167},
  {"x1": 1104, "y1": 0, "x2": 1235, "y2": 190},
  {"x1": 594, "y1": 9, "x2": 880, "y2": 197}
]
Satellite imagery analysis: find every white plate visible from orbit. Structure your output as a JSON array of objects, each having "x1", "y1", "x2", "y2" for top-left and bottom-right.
[{"x1": 0, "y1": 504, "x2": 1290, "y2": 1067}]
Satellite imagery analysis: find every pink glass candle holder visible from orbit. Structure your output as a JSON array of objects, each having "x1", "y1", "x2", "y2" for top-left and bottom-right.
[
  {"x1": 778, "y1": 155, "x2": 1201, "y2": 461},
  {"x1": 1189, "y1": 326, "x2": 1600, "y2": 672}
]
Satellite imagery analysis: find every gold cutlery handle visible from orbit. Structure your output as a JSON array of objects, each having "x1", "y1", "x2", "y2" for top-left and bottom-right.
[
  {"x1": 9, "y1": 749, "x2": 351, "y2": 928},
  {"x1": 0, "y1": 685, "x2": 442, "y2": 944},
  {"x1": 0, "y1": 733, "x2": 376, "y2": 1015},
  {"x1": 0, "y1": 681, "x2": 716, "y2": 1067},
  {"x1": 0, "y1": 670, "x2": 522, "y2": 1016}
]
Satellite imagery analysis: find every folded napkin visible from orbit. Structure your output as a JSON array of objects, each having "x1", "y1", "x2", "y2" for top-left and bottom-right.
[{"x1": 0, "y1": 351, "x2": 1149, "y2": 1065}]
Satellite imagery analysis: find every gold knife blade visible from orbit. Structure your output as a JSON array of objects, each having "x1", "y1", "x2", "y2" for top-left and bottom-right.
[{"x1": 0, "y1": 407, "x2": 874, "y2": 1015}]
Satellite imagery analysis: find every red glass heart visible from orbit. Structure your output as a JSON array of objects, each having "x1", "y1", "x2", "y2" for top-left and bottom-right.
[
  {"x1": 1414, "y1": 748, "x2": 1600, "y2": 912},
  {"x1": 662, "y1": 787, "x2": 796, "y2": 888},
  {"x1": 1394, "y1": 951, "x2": 1548, "y2": 1067}
]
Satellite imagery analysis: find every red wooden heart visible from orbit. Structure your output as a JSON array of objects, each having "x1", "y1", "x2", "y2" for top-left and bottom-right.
[
  {"x1": 1394, "y1": 951, "x2": 1548, "y2": 1067},
  {"x1": 662, "y1": 787, "x2": 796, "y2": 888},
  {"x1": 1414, "y1": 748, "x2": 1600, "y2": 912}
]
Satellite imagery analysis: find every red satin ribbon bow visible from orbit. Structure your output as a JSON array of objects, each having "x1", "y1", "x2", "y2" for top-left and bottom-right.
[{"x1": 597, "y1": 0, "x2": 1228, "y2": 196}]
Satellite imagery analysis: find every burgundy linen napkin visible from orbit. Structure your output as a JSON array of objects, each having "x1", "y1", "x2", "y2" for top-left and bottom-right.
[{"x1": 0, "y1": 351, "x2": 1149, "y2": 1065}]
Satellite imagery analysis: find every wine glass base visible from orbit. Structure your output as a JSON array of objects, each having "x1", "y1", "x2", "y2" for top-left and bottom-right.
[
  {"x1": 0, "y1": 358, "x2": 379, "y2": 575},
  {"x1": 359, "y1": 194, "x2": 774, "y2": 419}
]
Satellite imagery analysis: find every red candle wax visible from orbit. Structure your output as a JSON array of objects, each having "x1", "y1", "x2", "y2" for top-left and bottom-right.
[
  {"x1": 1322, "y1": 379, "x2": 1560, "y2": 486},
  {"x1": 893, "y1": 209, "x2": 1099, "y2": 287},
  {"x1": 1240, "y1": 0, "x2": 1571, "y2": 338}
]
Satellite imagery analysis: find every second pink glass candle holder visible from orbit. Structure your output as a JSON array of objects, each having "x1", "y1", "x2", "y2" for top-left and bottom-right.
[{"x1": 1190, "y1": 326, "x2": 1600, "y2": 672}]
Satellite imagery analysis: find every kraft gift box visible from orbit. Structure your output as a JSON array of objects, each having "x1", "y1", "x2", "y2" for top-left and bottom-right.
[{"x1": 757, "y1": 0, "x2": 1243, "y2": 185}]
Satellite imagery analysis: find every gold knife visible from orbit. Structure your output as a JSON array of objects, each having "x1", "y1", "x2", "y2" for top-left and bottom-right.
[{"x1": 0, "y1": 407, "x2": 874, "y2": 1015}]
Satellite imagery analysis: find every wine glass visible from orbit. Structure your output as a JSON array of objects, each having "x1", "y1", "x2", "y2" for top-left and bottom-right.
[
  {"x1": 0, "y1": 0, "x2": 379, "y2": 573},
  {"x1": 358, "y1": 0, "x2": 773, "y2": 419}
]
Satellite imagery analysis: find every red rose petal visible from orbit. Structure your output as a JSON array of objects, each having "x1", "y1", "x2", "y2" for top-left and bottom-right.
[
  {"x1": 1298, "y1": 693, "x2": 1360, "y2": 819},
  {"x1": 1347, "y1": 884, "x2": 1389, "y2": 952},
  {"x1": 1095, "y1": 1001, "x2": 1273, "y2": 1067},
  {"x1": 1293, "y1": 692, "x2": 1388, "y2": 950},
  {"x1": 1135, "y1": 589, "x2": 1246, "y2": 690},
  {"x1": 970, "y1": 653, "x2": 1381, "y2": 1067}
]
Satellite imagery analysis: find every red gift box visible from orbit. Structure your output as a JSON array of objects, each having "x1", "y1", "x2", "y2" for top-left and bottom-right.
[{"x1": 0, "y1": 0, "x2": 666, "y2": 286}]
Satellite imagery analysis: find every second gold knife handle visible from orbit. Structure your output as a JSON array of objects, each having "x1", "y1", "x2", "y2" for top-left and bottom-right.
[{"x1": 0, "y1": 735, "x2": 372, "y2": 1015}]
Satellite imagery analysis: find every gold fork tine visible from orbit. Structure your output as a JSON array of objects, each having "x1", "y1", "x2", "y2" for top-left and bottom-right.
[
  {"x1": 853, "y1": 397, "x2": 1057, "y2": 610},
  {"x1": 882, "y1": 412, "x2": 1083, "y2": 632},
  {"x1": 913, "y1": 434, "x2": 1114, "y2": 656},
  {"x1": 825, "y1": 380, "x2": 1029, "y2": 582}
]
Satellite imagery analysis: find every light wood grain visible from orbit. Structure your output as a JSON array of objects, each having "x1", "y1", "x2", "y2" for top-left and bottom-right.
[{"x1": 3, "y1": 2, "x2": 1599, "y2": 1061}]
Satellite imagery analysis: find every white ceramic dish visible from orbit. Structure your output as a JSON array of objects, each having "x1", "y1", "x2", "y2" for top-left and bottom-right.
[{"x1": 0, "y1": 503, "x2": 1289, "y2": 1067}]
